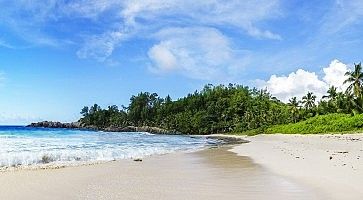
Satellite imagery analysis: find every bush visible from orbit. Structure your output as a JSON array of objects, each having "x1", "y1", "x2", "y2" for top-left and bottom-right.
[{"x1": 264, "y1": 113, "x2": 363, "y2": 134}]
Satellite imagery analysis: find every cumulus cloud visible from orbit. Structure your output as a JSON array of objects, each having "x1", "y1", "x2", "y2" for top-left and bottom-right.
[
  {"x1": 257, "y1": 69, "x2": 327, "y2": 102},
  {"x1": 147, "y1": 27, "x2": 246, "y2": 80},
  {"x1": 258, "y1": 60, "x2": 350, "y2": 102},
  {"x1": 322, "y1": 59, "x2": 349, "y2": 91}
]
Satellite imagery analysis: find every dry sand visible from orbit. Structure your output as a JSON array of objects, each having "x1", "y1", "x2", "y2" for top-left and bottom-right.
[
  {"x1": 0, "y1": 147, "x2": 323, "y2": 200},
  {"x1": 231, "y1": 134, "x2": 363, "y2": 200},
  {"x1": 2, "y1": 134, "x2": 361, "y2": 200}
]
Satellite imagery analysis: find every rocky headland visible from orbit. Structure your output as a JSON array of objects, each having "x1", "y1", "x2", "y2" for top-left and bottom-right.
[{"x1": 27, "y1": 121, "x2": 178, "y2": 134}]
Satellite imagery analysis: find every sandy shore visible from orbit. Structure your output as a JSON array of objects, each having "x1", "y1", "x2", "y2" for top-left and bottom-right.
[
  {"x1": 2, "y1": 134, "x2": 361, "y2": 200},
  {"x1": 0, "y1": 146, "x2": 322, "y2": 200},
  {"x1": 231, "y1": 134, "x2": 363, "y2": 200}
]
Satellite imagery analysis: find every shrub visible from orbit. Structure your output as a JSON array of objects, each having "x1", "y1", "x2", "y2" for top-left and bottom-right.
[{"x1": 264, "y1": 113, "x2": 363, "y2": 134}]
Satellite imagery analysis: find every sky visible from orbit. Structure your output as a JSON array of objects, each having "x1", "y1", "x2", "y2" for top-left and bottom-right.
[{"x1": 0, "y1": 0, "x2": 363, "y2": 124}]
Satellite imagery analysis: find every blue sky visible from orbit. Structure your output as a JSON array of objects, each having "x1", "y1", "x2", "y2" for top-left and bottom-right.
[{"x1": 0, "y1": 0, "x2": 363, "y2": 124}]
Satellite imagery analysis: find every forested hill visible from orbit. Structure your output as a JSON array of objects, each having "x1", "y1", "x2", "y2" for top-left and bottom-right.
[
  {"x1": 79, "y1": 84, "x2": 290, "y2": 134},
  {"x1": 78, "y1": 63, "x2": 363, "y2": 135}
]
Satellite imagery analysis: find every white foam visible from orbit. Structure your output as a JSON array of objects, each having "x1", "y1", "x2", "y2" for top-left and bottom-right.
[{"x1": 0, "y1": 129, "x2": 213, "y2": 169}]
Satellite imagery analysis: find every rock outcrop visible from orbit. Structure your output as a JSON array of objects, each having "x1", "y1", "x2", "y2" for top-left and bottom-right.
[
  {"x1": 27, "y1": 121, "x2": 177, "y2": 134},
  {"x1": 27, "y1": 121, "x2": 82, "y2": 129},
  {"x1": 205, "y1": 135, "x2": 249, "y2": 144}
]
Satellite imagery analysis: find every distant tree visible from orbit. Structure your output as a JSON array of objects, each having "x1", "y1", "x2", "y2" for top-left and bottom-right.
[
  {"x1": 302, "y1": 92, "x2": 316, "y2": 110},
  {"x1": 78, "y1": 85, "x2": 301, "y2": 134},
  {"x1": 90, "y1": 104, "x2": 101, "y2": 114},
  {"x1": 288, "y1": 97, "x2": 300, "y2": 122},
  {"x1": 80, "y1": 106, "x2": 89, "y2": 117},
  {"x1": 344, "y1": 63, "x2": 363, "y2": 98},
  {"x1": 323, "y1": 86, "x2": 338, "y2": 100}
]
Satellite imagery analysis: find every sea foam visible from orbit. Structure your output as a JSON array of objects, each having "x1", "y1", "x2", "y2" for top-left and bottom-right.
[{"x1": 0, "y1": 126, "x2": 214, "y2": 169}]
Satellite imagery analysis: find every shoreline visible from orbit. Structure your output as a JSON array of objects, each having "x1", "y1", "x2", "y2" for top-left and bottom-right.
[
  {"x1": 1, "y1": 134, "x2": 362, "y2": 199},
  {"x1": 0, "y1": 146, "x2": 323, "y2": 200},
  {"x1": 0, "y1": 135, "x2": 246, "y2": 172},
  {"x1": 230, "y1": 133, "x2": 363, "y2": 200}
]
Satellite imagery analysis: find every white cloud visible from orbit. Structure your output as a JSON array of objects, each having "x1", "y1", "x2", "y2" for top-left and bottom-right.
[
  {"x1": 76, "y1": 31, "x2": 126, "y2": 62},
  {"x1": 257, "y1": 69, "x2": 328, "y2": 102},
  {"x1": 322, "y1": 59, "x2": 349, "y2": 91},
  {"x1": 121, "y1": 0, "x2": 282, "y2": 39},
  {"x1": 258, "y1": 60, "x2": 350, "y2": 102},
  {"x1": 321, "y1": 0, "x2": 363, "y2": 34},
  {"x1": 0, "y1": 0, "x2": 283, "y2": 63},
  {"x1": 148, "y1": 45, "x2": 177, "y2": 71},
  {"x1": 61, "y1": 0, "x2": 119, "y2": 19},
  {"x1": 75, "y1": 0, "x2": 282, "y2": 62},
  {"x1": 147, "y1": 27, "x2": 246, "y2": 80},
  {"x1": 0, "y1": 39, "x2": 15, "y2": 49}
]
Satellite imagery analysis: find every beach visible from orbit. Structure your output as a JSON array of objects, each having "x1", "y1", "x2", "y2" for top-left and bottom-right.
[
  {"x1": 231, "y1": 134, "x2": 363, "y2": 200},
  {"x1": 0, "y1": 145, "x2": 321, "y2": 200},
  {"x1": 1, "y1": 134, "x2": 362, "y2": 200}
]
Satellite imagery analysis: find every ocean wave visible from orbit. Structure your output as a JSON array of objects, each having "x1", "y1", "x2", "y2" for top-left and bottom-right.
[{"x1": 0, "y1": 127, "x2": 214, "y2": 170}]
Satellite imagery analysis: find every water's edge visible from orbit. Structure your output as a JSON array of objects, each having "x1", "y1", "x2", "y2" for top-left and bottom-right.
[{"x1": 0, "y1": 127, "x2": 246, "y2": 172}]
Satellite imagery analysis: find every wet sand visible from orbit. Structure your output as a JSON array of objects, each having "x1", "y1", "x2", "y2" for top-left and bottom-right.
[{"x1": 0, "y1": 147, "x2": 323, "y2": 200}]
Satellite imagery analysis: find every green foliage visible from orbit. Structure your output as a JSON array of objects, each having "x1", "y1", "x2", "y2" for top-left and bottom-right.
[
  {"x1": 79, "y1": 84, "x2": 292, "y2": 134},
  {"x1": 265, "y1": 114, "x2": 363, "y2": 134},
  {"x1": 78, "y1": 62, "x2": 363, "y2": 135},
  {"x1": 80, "y1": 104, "x2": 128, "y2": 128}
]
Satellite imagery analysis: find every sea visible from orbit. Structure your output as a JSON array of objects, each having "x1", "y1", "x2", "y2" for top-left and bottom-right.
[{"x1": 0, "y1": 126, "x2": 216, "y2": 169}]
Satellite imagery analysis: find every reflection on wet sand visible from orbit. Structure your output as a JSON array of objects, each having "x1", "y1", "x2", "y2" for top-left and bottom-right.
[
  {"x1": 192, "y1": 146, "x2": 325, "y2": 200},
  {"x1": 0, "y1": 146, "x2": 326, "y2": 200}
]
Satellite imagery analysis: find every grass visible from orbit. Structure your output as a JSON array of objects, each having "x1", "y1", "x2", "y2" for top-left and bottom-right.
[{"x1": 233, "y1": 113, "x2": 363, "y2": 135}]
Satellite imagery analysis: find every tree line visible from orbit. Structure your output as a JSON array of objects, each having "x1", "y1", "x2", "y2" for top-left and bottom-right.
[{"x1": 79, "y1": 63, "x2": 363, "y2": 135}]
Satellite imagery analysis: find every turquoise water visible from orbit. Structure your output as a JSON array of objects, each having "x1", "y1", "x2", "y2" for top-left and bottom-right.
[{"x1": 0, "y1": 126, "x2": 215, "y2": 168}]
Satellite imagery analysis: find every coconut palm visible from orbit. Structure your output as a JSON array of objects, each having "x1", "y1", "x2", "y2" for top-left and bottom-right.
[
  {"x1": 323, "y1": 86, "x2": 338, "y2": 100},
  {"x1": 344, "y1": 63, "x2": 363, "y2": 98},
  {"x1": 335, "y1": 92, "x2": 347, "y2": 113},
  {"x1": 288, "y1": 97, "x2": 300, "y2": 107},
  {"x1": 344, "y1": 91, "x2": 363, "y2": 114},
  {"x1": 288, "y1": 97, "x2": 300, "y2": 122},
  {"x1": 302, "y1": 92, "x2": 316, "y2": 110},
  {"x1": 322, "y1": 86, "x2": 339, "y2": 113}
]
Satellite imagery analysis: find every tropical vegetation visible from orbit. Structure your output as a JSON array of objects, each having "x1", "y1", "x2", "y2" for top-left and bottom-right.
[
  {"x1": 265, "y1": 113, "x2": 363, "y2": 134},
  {"x1": 79, "y1": 63, "x2": 363, "y2": 135}
]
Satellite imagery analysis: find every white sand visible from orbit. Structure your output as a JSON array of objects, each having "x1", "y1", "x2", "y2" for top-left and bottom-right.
[
  {"x1": 0, "y1": 147, "x2": 322, "y2": 200},
  {"x1": 231, "y1": 134, "x2": 363, "y2": 200},
  {"x1": 2, "y1": 134, "x2": 359, "y2": 200}
]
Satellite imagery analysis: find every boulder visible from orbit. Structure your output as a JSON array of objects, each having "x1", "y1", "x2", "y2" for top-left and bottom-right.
[{"x1": 27, "y1": 122, "x2": 176, "y2": 135}]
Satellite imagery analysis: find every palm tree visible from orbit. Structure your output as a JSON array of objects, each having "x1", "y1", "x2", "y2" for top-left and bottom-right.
[
  {"x1": 322, "y1": 86, "x2": 339, "y2": 113},
  {"x1": 289, "y1": 97, "x2": 300, "y2": 107},
  {"x1": 344, "y1": 63, "x2": 363, "y2": 98},
  {"x1": 344, "y1": 91, "x2": 363, "y2": 114},
  {"x1": 323, "y1": 86, "x2": 338, "y2": 100},
  {"x1": 302, "y1": 92, "x2": 316, "y2": 110},
  {"x1": 335, "y1": 92, "x2": 347, "y2": 113},
  {"x1": 288, "y1": 97, "x2": 300, "y2": 122}
]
